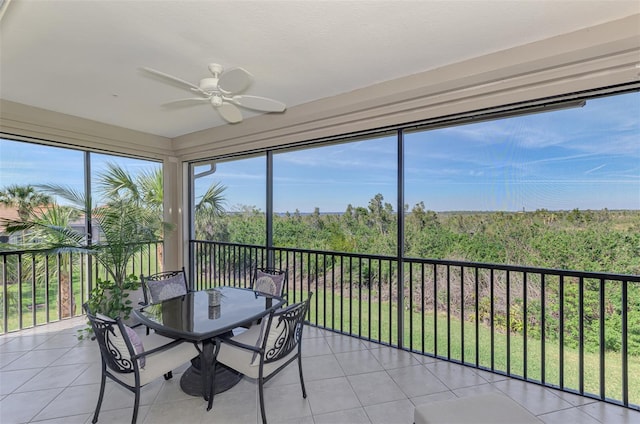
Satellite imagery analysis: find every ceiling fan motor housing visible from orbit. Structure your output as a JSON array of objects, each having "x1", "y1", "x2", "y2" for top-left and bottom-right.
[{"x1": 199, "y1": 77, "x2": 219, "y2": 93}]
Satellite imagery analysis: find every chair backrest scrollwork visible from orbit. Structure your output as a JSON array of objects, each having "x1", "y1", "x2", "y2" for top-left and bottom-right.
[
  {"x1": 262, "y1": 294, "x2": 311, "y2": 364},
  {"x1": 84, "y1": 304, "x2": 136, "y2": 374}
]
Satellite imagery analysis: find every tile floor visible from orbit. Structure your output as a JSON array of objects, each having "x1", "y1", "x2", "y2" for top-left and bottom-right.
[{"x1": 1, "y1": 317, "x2": 639, "y2": 424}]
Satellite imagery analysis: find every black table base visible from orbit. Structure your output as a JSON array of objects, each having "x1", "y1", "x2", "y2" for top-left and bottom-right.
[{"x1": 180, "y1": 355, "x2": 243, "y2": 396}]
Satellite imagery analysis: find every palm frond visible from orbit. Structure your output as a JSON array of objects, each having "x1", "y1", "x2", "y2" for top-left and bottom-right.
[
  {"x1": 97, "y1": 162, "x2": 140, "y2": 202},
  {"x1": 37, "y1": 184, "x2": 88, "y2": 210},
  {"x1": 196, "y1": 182, "x2": 227, "y2": 215}
]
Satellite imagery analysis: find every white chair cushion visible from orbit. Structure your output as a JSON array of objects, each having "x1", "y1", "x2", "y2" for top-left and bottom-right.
[
  {"x1": 110, "y1": 332, "x2": 198, "y2": 387},
  {"x1": 216, "y1": 325, "x2": 297, "y2": 379}
]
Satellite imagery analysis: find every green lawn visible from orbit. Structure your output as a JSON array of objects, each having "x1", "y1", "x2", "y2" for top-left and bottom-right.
[{"x1": 0, "y1": 251, "x2": 161, "y2": 332}]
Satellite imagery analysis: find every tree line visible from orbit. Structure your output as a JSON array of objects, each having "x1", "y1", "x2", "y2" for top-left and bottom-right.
[{"x1": 199, "y1": 193, "x2": 640, "y2": 275}]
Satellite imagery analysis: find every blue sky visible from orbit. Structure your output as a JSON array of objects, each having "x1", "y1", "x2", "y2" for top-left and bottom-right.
[
  {"x1": 199, "y1": 92, "x2": 639, "y2": 213},
  {"x1": 0, "y1": 146, "x2": 160, "y2": 205},
  {"x1": 3, "y1": 92, "x2": 639, "y2": 213}
]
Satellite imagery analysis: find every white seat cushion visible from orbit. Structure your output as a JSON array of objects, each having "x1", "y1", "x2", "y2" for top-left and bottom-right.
[
  {"x1": 414, "y1": 393, "x2": 541, "y2": 424},
  {"x1": 216, "y1": 324, "x2": 297, "y2": 379},
  {"x1": 110, "y1": 332, "x2": 198, "y2": 387}
]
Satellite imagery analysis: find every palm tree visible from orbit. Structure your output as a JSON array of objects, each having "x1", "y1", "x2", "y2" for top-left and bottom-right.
[
  {"x1": 0, "y1": 185, "x2": 52, "y2": 220},
  {"x1": 17, "y1": 204, "x2": 81, "y2": 317},
  {"x1": 194, "y1": 182, "x2": 227, "y2": 240},
  {"x1": 2, "y1": 179, "x2": 166, "y2": 319}
]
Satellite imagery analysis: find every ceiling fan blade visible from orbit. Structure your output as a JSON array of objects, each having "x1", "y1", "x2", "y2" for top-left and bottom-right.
[
  {"x1": 161, "y1": 98, "x2": 210, "y2": 108},
  {"x1": 218, "y1": 67, "x2": 253, "y2": 94},
  {"x1": 140, "y1": 67, "x2": 201, "y2": 92},
  {"x1": 216, "y1": 102, "x2": 243, "y2": 124},
  {"x1": 230, "y1": 95, "x2": 286, "y2": 112}
]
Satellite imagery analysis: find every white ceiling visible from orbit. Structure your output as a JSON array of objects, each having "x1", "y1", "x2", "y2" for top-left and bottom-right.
[{"x1": 1, "y1": 0, "x2": 639, "y2": 139}]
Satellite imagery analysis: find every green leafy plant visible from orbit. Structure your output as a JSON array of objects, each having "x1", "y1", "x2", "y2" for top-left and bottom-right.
[{"x1": 77, "y1": 275, "x2": 140, "y2": 339}]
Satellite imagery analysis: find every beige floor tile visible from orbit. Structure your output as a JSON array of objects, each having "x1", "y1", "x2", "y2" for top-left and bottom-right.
[
  {"x1": 277, "y1": 414, "x2": 316, "y2": 424},
  {"x1": 301, "y1": 326, "x2": 326, "y2": 339},
  {"x1": 538, "y1": 407, "x2": 600, "y2": 424},
  {"x1": 387, "y1": 365, "x2": 449, "y2": 398},
  {"x1": 263, "y1": 363, "x2": 304, "y2": 388},
  {"x1": 334, "y1": 350, "x2": 384, "y2": 375},
  {"x1": 200, "y1": 387, "x2": 258, "y2": 424},
  {"x1": 301, "y1": 353, "x2": 345, "y2": 381},
  {"x1": 262, "y1": 382, "x2": 312, "y2": 422},
  {"x1": 0, "y1": 368, "x2": 42, "y2": 395},
  {"x1": 14, "y1": 364, "x2": 90, "y2": 393},
  {"x1": 70, "y1": 362, "x2": 102, "y2": 386},
  {"x1": 83, "y1": 406, "x2": 149, "y2": 424},
  {"x1": 493, "y1": 379, "x2": 573, "y2": 416},
  {"x1": 100, "y1": 378, "x2": 164, "y2": 410},
  {"x1": 411, "y1": 352, "x2": 439, "y2": 364},
  {"x1": 32, "y1": 412, "x2": 91, "y2": 424},
  {"x1": 306, "y1": 377, "x2": 362, "y2": 416},
  {"x1": 453, "y1": 382, "x2": 505, "y2": 398},
  {"x1": 543, "y1": 387, "x2": 599, "y2": 407},
  {"x1": 31, "y1": 384, "x2": 102, "y2": 421},
  {"x1": 1, "y1": 348, "x2": 69, "y2": 371},
  {"x1": 313, "y1": 407, "x2": 372, "y2": 424},
  {"x1": 49, "y1": 346, "x2": 100, "y2": 366},
  {"x1": 301, "y1": 335, "x2": 333, "y2": 357},
  {"x1": 348, "y1": 370, "x2": 407, "y2": 406},
  {"x1": 369, "y1": 346, "x2": 421, "y2": 370},
  {"x1": 148, "y1": 374, "x2": 193, "y2": 405},
  {"x1": 364, "y1": 398, "x2": 415, "y2": 424},
  {"x1": 0, "y1": 351, "x2": 26, "y2": 369},
  {"x1": 578, "y1": 401, "x2": 640, "y2": 423},
  {"x1": 142, "y1": 397, "x2": 207, "y2": 424},
  {"x1": 0, "y1": 335, "x2": 51, "y2": 353},
  {"x1": 325, "y1": 334, "x2": 368, "y2": 353},
  {"x1": 224, "y1": 375, "x2": 262, "y2": 393},
  {"x1": 0, "y1": 388, "x2": 63, "y2": 423},
  {"x1": 474, "y1": 367, "x2": 512, "y2": 382},
  {"x1": 0, "y1": 335, "x2": 18, "y2": 346},
  {"x1": 410, "y1": 390, "x2": 458, "y2": 407},
  {"x1": 33, "y1": 334, "x2": 81, "y2": 350},
  {"x1": 424, "y1": 361, "x2": 488, "y2": 390}
]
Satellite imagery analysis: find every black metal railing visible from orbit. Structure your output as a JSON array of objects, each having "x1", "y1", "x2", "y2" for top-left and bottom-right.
[
  {"x1": 0, "y1": 241, "x2": 163, "y2": 334},
  {"x1": 190, "y1": 239, "x2": 640, "y2": 410}
]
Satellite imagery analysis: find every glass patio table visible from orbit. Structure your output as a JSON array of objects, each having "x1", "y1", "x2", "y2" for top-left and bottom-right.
[{"x1": 133, "y1": 286, "x2": 285, "y2": 405}]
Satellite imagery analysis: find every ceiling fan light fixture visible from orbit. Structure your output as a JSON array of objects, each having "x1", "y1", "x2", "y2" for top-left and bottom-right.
[{"x1": 210, "y1": 95, "x2": 224, "y2": 107}]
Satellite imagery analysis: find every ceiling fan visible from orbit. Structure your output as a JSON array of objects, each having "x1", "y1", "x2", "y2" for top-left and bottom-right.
[{"x1": 141, "y1": 63, "x2": 286, "y2": 124}]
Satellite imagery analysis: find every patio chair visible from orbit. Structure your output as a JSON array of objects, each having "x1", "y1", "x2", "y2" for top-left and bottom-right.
[
  {"x1": 84, "y1": 303, "x2": 199, "y2": 424},
  {"x1": 140, "y1": 267, "x2": 190, "y2": 305},
  {"x1": 209, "y1": 293, "x2": 313, "y2": 423},
  {"x1": 140, "y1": 267, "x2": 190, "y2": 339},
  {"x1": 252, "y1": 267, "x2": 287, "y2": 297},
  {"x1": 230, "y1": 267, "x2": 288, "y2": 333}
]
